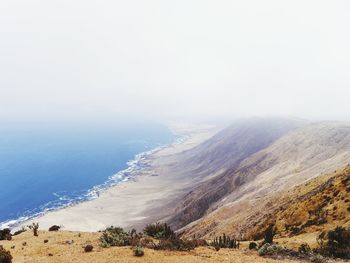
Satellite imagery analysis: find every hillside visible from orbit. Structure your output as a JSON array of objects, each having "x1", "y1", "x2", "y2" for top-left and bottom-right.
[
  {"x1": 165, "y1": 120, "x2": 350, "y2": 237},
  {"x1": 244, "y1": 164, "x2": 350, "y2": 241}
]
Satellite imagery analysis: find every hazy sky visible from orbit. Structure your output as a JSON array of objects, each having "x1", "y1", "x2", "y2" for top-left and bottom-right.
[{"x1": 1, "y1": 0, "x2": 349, "y2": 122}]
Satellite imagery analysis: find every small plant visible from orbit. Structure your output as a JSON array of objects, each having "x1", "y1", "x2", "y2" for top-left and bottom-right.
[
  {"x1": 258, "y1": 243, "x2": 286, "y2": 256},
  {"x1": 249, "y1": 242, "x2": 258, "y2": 250},
  {"x1": 139, "y1": 237, "x2": 156, "y2": 249},
  {"x1": 133, "y1": 246, "x2": 144, "y2": 257},
  {"x1": 143, "y1": 223, "x2": 174, "y2": 239},
  {"x1": 264, "y1": 224, "x2": 275, "y2": 244},
  {"x1": 210, "y1": 234, "x2": 239, "y2": 248},
  {"x1": 0, "y1": 245, "x2": 12, "y2": 263},
  {"x1": 0, "y1": 229, "x2": 11, "y2": 241},
  {"x1": 28, "y1": 222, "x2": 39, "y2": 237},
  {"x1": 298, "y1": 243, "x2": 311, "y2": 254},
  {"x1": 100, "y1": 226, "x2": 130, "y2": 247},
  {"x1": 155, "y1": 237, "x2": 197, "y2": 251},
  {"x1": 84, "y1": 245, "x2": 93, "y2": 252}
]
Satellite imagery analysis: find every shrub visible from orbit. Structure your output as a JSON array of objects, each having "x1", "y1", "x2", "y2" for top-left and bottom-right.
[
  {"x1": 128, "y1": 229, "x2": 143, "y2": 247},
  {"x1": 133, "y1": 246, "x2": 144, "y2": 257},
  {"x1": 155, "y1": 236, "x2": 197, "y2": 251},
  {"x1": 316, "y1": 226, "x2": 350, "y2": 259},
  {"x1": 48, "y1": 225, "x2": 60, "y2": 231},
  {"x1": 139, "y1": 237, "x2": 156, "y2": 249},
  {"x1": 0, "y1": 229, "x2": 11, "y2": 241},
  {"x1": 210, "y1": 234, "x2": 239, "y2": 248},
  {"x1": 249, "y1": 242, "x2": 258, "y2": 250},
  {"x1": 84, "y1": 245, "x2": 93, "y2": 252},
  {"x1": 298, "y1": 243, "x2": 311, "y2": 254},
  {"x1": 28, "y1": 223, "x2": 39, "y2": 237},
  {"x1": 0, "y1": 245, "x2": 12, "y2": 263},
  {"x1": 264, "y1": 224, "x2": 275, "y2": 244},
  {"x1": 100, "y1": 226, "x2": 130, "y2": 247},
  {"x1": 143, "y1": 223, "x2": 174, "y2": 239},
  {"x1": 258, "y1": 243, "x2": 286, "y2": 256},
  {"x1": 13, "y1": 228, "x2": 26, "y2": 236}
]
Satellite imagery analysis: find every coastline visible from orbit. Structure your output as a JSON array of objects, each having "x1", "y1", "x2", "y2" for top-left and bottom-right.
[
  {"x1": 0, "y1": 127, "x2": 179, "y2": 230},
  {"x1": 16, "y1": 123, "x2": 217, "y2": 232}
]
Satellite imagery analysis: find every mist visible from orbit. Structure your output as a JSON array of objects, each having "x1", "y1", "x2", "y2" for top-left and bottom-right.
[{"x1": 1, "y1": 0, "x2": 349, "y2": 123}]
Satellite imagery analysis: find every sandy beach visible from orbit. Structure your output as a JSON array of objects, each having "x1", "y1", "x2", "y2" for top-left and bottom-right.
[{"x1": 20, "y1": 123, "x2": 218, "y2": 232}]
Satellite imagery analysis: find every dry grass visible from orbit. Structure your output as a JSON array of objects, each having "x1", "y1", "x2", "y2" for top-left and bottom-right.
[{"x1": 0, "y1": 230, "x2": 303, "y2": 263}]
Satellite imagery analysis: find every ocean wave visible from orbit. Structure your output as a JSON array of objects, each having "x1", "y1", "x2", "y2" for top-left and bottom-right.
[{"x1": 0, "y1": 134, "x2": 188, "y2": 230}]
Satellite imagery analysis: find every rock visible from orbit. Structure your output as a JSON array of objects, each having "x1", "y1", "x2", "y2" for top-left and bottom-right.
[
  {"x1": 84, "y1": 245, "x2": 93, "y2": 253},
  {"x1": 48, "y1": 225, "x2": 60, "y2": 231}
]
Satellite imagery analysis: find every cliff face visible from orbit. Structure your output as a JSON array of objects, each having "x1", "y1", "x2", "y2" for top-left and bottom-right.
[{"x1": 164, "y1": 119, "x2": 350, "y2": 239}]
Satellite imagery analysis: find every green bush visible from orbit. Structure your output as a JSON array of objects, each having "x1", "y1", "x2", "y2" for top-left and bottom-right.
[
  {"x1": 258, "y1": 243, "x2": 286, "y2": 256},
  {"x1": 143, "y1": 223, "x2": 174, "y2": 239},
  {"x1": 0, "y1": 245, "x2": 12, "y2": 263},
  {"x1": 316, "y1": 226, "x2": 350, "y2": 259},
  {"x1": 133, "y1": 246, "x2": 144, "y2": 257},
  {"x1": 100, "y1": 226, "x2": 130, "y2": 247}
]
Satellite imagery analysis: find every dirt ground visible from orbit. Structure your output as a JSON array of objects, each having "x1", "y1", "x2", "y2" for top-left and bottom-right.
[{"x1": 0, "y1": 230, "x2": 305, "y2": 263}]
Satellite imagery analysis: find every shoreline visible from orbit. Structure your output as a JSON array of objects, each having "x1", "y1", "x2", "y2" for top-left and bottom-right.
[
  {"x1": 13, "y1": 123, "x2": 217, "y2": 232},
  {"x1": 0, "y1": 140, "x2": 178, "y2": 230}
]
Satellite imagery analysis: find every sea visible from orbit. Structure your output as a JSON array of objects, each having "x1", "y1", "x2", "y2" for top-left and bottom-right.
[{"x1": 0, "y1": 121, "x2": 177, "y2": 229}]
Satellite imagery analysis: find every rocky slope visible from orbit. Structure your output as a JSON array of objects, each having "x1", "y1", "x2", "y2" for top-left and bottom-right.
[
  {"x1": 244, "y1": 164, "x2": 350, "y2": 240},
  {"x1": 163, "y1": 119, "x2": 350, "y2": 238}
]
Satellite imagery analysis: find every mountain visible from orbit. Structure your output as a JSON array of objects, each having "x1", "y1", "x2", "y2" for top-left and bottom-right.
[{"x1": 160, "y1": 119, "x2": 350, "y2": 239}]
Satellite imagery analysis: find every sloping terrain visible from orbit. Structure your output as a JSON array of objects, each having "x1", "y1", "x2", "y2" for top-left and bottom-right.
[
  {"x1": 244, "y1": 164, "x2": 350, "y2": 240},
  {"x1": 162, "y1": 118, "x2": 305, "y2": 228},
  {"x1": 166, "y1": 121, "x2": 350, "y2": 238},
  {"x1": 0, "y1": 230, "x2": 303, "y2": 263}
]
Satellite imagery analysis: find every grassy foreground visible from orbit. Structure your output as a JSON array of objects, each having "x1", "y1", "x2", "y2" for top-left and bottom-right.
[{"x1": 0, "y1": 230, "x2": 303, "y2": 263}]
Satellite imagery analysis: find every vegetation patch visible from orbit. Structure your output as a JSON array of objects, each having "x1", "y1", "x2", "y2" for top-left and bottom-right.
[
  {"x1": 0, "y1": 245, "x2": 12, "y2": 263},
  {"x1": 100, "y1": 226, "x2": 131, "y2": 247},
  {"x1": 133, "y1": 246, "x2": 144, "y2": 257},
  {"x1": 210, "y1": 234, "x2": 239, "y2": 249},
  {"x1": 0, "y1": 229, "x2": 11, "y2": 241},
  {"x1": 315, "y1": 226, "x2": 350, "y2": 259},
  {"x1": 143, "y1": 223, "x2": 174, "y2": 239}
]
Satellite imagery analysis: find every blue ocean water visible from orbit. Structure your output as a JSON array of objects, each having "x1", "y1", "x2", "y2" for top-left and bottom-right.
[{"x1": 0, "y1": 121, "x2": 176, "y2": 228}]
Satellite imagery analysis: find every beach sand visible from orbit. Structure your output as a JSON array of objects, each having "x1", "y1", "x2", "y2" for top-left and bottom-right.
[{"x1": 21, "y1": 123, "x2": 218, "y2": 232}]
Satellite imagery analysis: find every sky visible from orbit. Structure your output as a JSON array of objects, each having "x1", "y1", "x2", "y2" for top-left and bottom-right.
[{"x1": 0, "y1": 0, "x2": 349, "y2": 123}]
